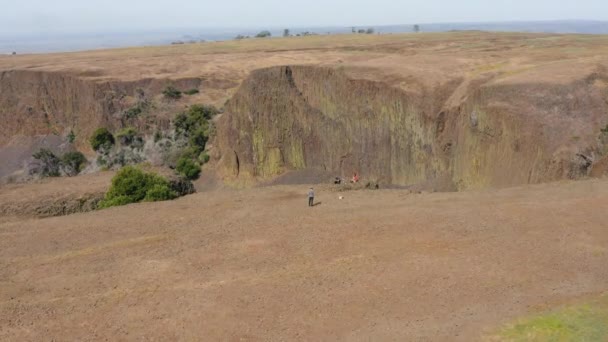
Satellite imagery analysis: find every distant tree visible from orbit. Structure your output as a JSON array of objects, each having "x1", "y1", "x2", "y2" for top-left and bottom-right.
[
  {"x1": 12, "y1": 51, "x2": 16, "y2": 55},
  {"x1": 235, "y1": 34, "x2": 246, "y2": 40},
  {"x1": 414, "y1": 24, "x2": 420, "y2": 33},
  {"x1": 352, "y1": 27, "x2": 356, "y2": 33},
  {"x1": 366, "y1": 28, "x2": 375, "y2": 34},
  {"x1": 358, "y1": 29, "x2": 366, "y2": 34},
  {"x1": 256, "y1": 30, "x2": 272, "y2": 38},
  {"x1": 283, "y1": 29, "x2": 290, "y2": 37}
]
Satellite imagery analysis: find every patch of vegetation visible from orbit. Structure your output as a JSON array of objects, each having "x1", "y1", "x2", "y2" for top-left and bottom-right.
[
  {"x1": 61, "y1": 151, "x2": 87, "y2": 176},
  {"x1": 154, "y1": 130, "x2": 163, "y2": 143},
  {"x1": 99, "y1": 166, "x2": 177, "y2": 208},
  {"x1": 31, "y1": 149, "x2": 87, "y2": 177},
  {"x1": 496, "y1": 295, "x2": 608, "y2": 341},
  {"x1": 162, "y1": 86, "x2": 182, "y2": 100},
  {"x1": 174, "y1": 104, "x2": 218, "y2": 154},
  {"x1": 90, "y1": 128, "x2": 115, "y2": 152},
  {"x1": 366, "y1": 28, "x2": 375, "y2": 34},
  {"x1": 168, "y1": 104, "x2": 219, "y2": 179},
  {"x1": 116, "y1": 127, "x2": 141, "y2": 147},
  {"x1": 32, "y1": 149, "x2": 62, "y2": 177},
  {"x1": 601, "y1": 124, "x2": 608, "y2": 134},
  {"x1": 184, "y1": 88, "x2": 200, "y2": 95},
  {"x1": 256, "y1": 30, "x2": 272, "y2": 38},
  {"x1": 198, "y1": 152, "x2": 210, "y2": 165},
  {"x1": 176, "y1": 157, "x2": 201, "y2": 180},
  {"x1": 123, "y1": 98, "x2": 153, "y2": 120},
  {"x1": 67, "y1": 130, "x2": 76, "y2": 144},
  {"x1": 123, "y1": 106, "x2": 143, "y2": 119}
]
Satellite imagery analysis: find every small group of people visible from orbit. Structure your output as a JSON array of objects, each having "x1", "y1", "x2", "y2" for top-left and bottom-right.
[
  {"x1": 333, "y1": 173, "x2": 360, "y2": 185},
  {"x1": 309, "y1": 172, "x2": 361, "y2": 207}
]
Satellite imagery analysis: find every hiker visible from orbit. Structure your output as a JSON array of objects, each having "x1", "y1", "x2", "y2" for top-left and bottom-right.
[{"x1": 308, "y1": 187, "x2": 315, "y2": 207}]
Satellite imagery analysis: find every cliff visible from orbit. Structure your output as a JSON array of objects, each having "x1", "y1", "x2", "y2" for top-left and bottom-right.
[
  {"x1": 215, "y1": 65, "x2": 608, "y2": 190},
  {"x1": 2, "y1": 32, "x2": 608, "y2": 189},
  {"x1": 0, "y1": 70, "x2": 202, "y2": 147}
]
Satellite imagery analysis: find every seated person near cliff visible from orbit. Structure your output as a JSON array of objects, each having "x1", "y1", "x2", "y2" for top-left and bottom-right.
[{"x1": 352, "y1": 173, "x2": 359, "y2": 183}]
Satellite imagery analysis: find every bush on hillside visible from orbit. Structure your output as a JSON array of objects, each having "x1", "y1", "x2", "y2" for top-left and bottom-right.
[
  {"x1": 67, "y1": 130, "x2": 76, "y2": 144},
  {"x1": 176, "y1": 157, "x2": 201, "y2": 180},
  {"x1": 174, "y1": 105, "x2": 218, "y2": 136},
  {"x1": 198, "y1": 152, "x2": 210, "y2": 165},
  {"x1": 61, "y1": 151, "x2": 87, "y2": 176},
  {"x1": 99, "y1": 166, "x2": 177, "y2": 208},
  {"x1": 144, "y1": 183, "x2": 178, "y2": 202},
  {"x1": 116, "y1": 127, "x2": 141, "y2": 147},
  {"x1": 32, "y1": 149, "x2": 62, "y2": 177},
  {"x1": 162, "y1": 86, "x2": 182, "y2": 100},
  {"x1": 90, "y1": 128, "x2": 115, "y2": 152}
]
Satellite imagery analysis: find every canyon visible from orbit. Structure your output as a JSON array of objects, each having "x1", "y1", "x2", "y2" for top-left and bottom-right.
[{"x1": 2, "y1": 32, "x2": 608, "y2": 189}]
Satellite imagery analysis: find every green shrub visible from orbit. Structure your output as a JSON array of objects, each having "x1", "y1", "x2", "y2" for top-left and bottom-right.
[
  {"x1": 123, "y1": 106, "x2": 142, "y2": 119},
  {"x1": 90, "y1": 128, "x2": 115, "y2": 152},
  {"x1": 174, "y1": 105, "x2": 217, "y2": 137},
  {"x1": 62, "y1": 151, "x2": 87, "y2": 176},
  {"x1": 184, "y1": 88, "x2": 199, "y2": 95},
  {"x1": 198, "y1": 152, "x2": 210, "y2": 165},
  {"x1": 116, "y1": 127, "x2": 139, "y2": 146},
  {"x1": 189, "y1": 127, "x2": 209, "y2": 154},
  {"x1": 162, "y1": 86, "x2": 182, "y2": 100},
  {"x1": 67, "y1": 130, "x2": 76, "y2": 144},
  {"x1": 32, "y1": 148, "x2": 61, "y2": 177},
  {"x1": 99, "y1": 166, "x2": 177, "y2": 208},
  {"x1": 176, "y1": 157, "x2": 201, "y2": 180},
  {"x1": 144, "y1": 184, "x2": 177, "y2": 202}
]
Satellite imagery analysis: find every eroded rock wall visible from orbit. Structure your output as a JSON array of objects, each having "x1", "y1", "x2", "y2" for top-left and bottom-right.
[
  {"x1": 216, "y1": 66, "x2": 608, "y2": 190},
  {"x1": 0, "y1": 70, "x2": 201, "y2": 147}
]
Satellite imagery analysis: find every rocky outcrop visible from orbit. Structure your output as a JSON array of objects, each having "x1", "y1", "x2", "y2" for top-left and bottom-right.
[
  {"x1": 215, "y1": 65, "x2": 608, "y2": 190},
  {"x1": 0, "y1": 69, "x2": 202, "y2": 147}
]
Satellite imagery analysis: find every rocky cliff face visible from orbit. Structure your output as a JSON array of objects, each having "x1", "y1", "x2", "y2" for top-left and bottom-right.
[
  {"x1": 0, "y1": 70, "x2": 202, "y2": 147},
  {"x1": 216, "y1": 65, "x2": 608, "y2": 190}
]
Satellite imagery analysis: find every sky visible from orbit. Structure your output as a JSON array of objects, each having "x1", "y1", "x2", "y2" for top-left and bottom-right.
[{"x1": 2, "y1": 0, "x2": 608, "y2": 35}]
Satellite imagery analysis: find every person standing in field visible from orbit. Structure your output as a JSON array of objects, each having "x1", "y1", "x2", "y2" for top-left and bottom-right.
[{"x1": 308, "y1": 187, "x2": 315, "y2": 207}]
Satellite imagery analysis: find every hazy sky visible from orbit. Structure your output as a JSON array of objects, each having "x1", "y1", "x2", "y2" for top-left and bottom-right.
[{"x1": 2, "y1": 0, "x2": 608, "y2": 34}]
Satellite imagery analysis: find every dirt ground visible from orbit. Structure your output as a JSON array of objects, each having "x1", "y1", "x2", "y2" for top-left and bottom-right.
[{"x1": 1, "y1": 178, "x2": 608, "y2": 341}]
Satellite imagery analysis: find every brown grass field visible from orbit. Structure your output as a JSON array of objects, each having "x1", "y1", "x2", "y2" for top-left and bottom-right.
[{"x1": 1, "y1": 174, "x2": 608, "y2": 340}]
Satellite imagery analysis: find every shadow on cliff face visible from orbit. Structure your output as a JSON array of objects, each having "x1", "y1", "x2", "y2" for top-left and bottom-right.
[{"x1": 215, "y1": 65, "x2": 608, "y2": 191}]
